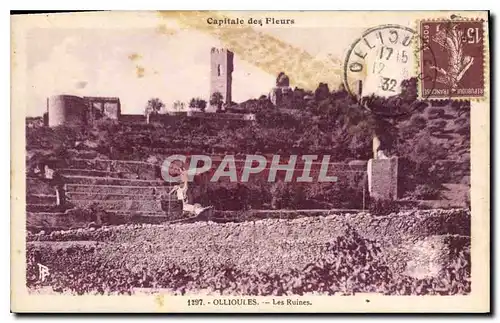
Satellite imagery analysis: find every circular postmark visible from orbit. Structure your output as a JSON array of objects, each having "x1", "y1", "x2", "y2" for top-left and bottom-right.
[{"x1": 343, "y1": 24, "x2": 438, "y2": 117}]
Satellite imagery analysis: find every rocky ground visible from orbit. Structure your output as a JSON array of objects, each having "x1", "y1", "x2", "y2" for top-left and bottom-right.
[{"x1": 26, "y1": 209, "x2": 471, "y2": 296}]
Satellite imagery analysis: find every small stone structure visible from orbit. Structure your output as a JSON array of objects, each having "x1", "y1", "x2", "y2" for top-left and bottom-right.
[
  {"x1": 367, "y1": 157, "x2": 399, "y2": 200},
  {"x1": 269, "y1": 72, "x2": 292, "y2": 106},
  {"x1": 368, "y1": 130, "x2": 399, "y2": 200},
  {"x1": 47, "y1": 95, "x2": 121, "y2": 127},
  {"x1": 84, "y1": 96, "x2": 121, "y2": 122}
]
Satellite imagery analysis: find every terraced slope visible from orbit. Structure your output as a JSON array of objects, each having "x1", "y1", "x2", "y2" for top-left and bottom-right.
[{"x1": 27, "y1": 209, "x2": 470, "y2": 296}]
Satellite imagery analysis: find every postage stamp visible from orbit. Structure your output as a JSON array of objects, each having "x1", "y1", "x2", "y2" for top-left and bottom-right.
[
  {"x1": 10, "y1": 11, "x2": 490, "y2": 313},
  {"x1": 419, "y1": 19, "x2": 486, "y2": 100}
]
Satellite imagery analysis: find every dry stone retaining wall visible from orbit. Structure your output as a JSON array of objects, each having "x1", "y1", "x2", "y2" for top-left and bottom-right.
[
  {"x1": 27, "y1": 208, "x2": 470, "y2": 282},
  {"x1": 65, "y1": 184, "x2": 171, "y2": 195}
]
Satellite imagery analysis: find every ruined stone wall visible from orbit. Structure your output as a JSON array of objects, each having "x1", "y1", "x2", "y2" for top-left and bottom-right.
[
  {"x1": 120, "y1": 114, "x2": 147, "y2": 123},
  {"x1": 103, "y1": 102, "x2": 120, "y2": 119},
  {"x1": 84, "y1": 97, "x2": 121, "y2": 121},
  {"x1": 47, "y1": 95, "x2": 88, "y2": 127},
  {"x1": 68, "y1": 159, "x2": 159, "y2": 180}
]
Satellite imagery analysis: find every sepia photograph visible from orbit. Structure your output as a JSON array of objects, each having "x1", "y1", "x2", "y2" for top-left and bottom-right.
[{"x1": 10, "y1": 10, "x2": 490, "y2": 313}]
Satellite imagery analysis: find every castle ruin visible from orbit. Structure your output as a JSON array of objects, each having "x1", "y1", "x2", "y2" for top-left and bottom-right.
[
  {"x1": 269, "y1": 72, "x2": 292, "y2": 106},
  {"x1": 46, "y1": 95, "x2": 121, "y2": 127},
  {"x1": 210, "y1": 48, "x2": 234, "y2": 106}
]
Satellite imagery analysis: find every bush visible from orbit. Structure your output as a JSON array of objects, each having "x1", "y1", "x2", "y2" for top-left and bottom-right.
[
  {"x1": 409, "y1": 115, "x2": 427, "y2": 130},
  {"x1": 89, "y1": 203, "x2": 113, "y2": 225},
  {"x1": 66, "y1": 207, "x2": 94, "y2": 223},
  {"x1": 408, "y1": 184, "x2": 441, "y2": 200},
  {"x1": 427, "y1": 107, "x2": 445, "y2": 118},
  {"x1": 270, "y1": 181, "x2": 308, "y2": 209},
  {"x1": 65, "y1": 203, "x2": 113, "y2": 227},
  {"x1": 429, "y1": 120, "x2": 447, "y2": 133}
]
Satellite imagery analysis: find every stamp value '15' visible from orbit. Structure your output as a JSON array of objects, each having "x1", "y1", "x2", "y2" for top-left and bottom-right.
[{"x1": 420, "y1": 19, "x2": 485, "y2": 99}]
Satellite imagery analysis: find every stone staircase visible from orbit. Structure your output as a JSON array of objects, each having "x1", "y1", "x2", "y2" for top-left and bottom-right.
[
  {"x1": 26, "y1": 159, "x2": 183, "y2": 230},
  {"x1": 57, "y1": 168, "x2": 123, "y2": 178}
]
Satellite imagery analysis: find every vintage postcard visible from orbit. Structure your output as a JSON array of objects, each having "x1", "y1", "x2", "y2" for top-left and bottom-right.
[{"x1": 11, "y1": 11, "x2": 490, "y2": 313}]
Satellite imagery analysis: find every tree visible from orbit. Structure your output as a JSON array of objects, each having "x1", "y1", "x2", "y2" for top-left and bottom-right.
[
  {"x1": 314, "y1": 82, "x2": 330, "y2": 101},
  {"x1": 409, "y1": 114, "x2": 428, "y2": 131},
  {"x1": 172, "y1": 100, "x2": 185, "y2": 112},
  {"x1": 399, "y1": 115, "x2": 427, "y2": 141},
  {"x1": 189, "y1": 97, "x2": 207, "y2": 112},
  {"x1": 451, "y1": 100, "x2": 471, "y2": 118},
  {"x1": 429, "y1": 120, "x2": 447, "y2": 135},
  {"x1": 400, "y1": 78, "x2": 418, "y2": 102},
  {"x1": 198, "y1": 100, "x2": 207, "y2": 112},
  {"x1": 189, "y1": 98, "x2": 196, "y2": 109},
  {"x1": 145, "y1": 98, "x2": 165, "y2": 115},
  {"x1": 210, "y1": 91, "x2": 224, "y2": 112}
]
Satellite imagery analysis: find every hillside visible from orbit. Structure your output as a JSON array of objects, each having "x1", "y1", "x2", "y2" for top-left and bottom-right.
[
  {"x1": 24, "y1": 82, "x2": 472, "y2": 297},
  {"x1": 25, "y1": 79, "x2": 471, "y2": 224}
]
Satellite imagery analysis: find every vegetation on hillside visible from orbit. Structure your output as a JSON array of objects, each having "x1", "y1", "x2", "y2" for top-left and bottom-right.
[{"x1": 26, "y1": 77, "x2": 470, "y2": 207}]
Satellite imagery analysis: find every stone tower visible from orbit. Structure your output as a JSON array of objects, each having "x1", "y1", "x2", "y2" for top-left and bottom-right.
[{"x1": 210, "y1": 48, "x2": 234, "y2": 105}]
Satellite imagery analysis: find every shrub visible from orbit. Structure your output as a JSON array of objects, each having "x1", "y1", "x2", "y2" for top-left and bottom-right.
[
  {"x1": 66, "y1": 203, "x2": 113, "y2": 227},
  {"x1": 409, "y1": 115, "x2": 427, "y2": 130},
  {"x1": 429, "y1": 120, "x2": 447, "y2": 133},
  {"x1": 427, "y1": 107, "x2": 445, "y2": 118},
  {"x1": 409, "y1": 184, "x2": 442, "y2": 200},
  {"x1": 89, "y1": 203, "x2": 113, "y2": 225},
  {"x1": 270, "y1": 181, "x2": 308, "y2": 209}
]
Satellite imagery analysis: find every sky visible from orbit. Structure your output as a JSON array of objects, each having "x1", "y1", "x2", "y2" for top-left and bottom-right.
[{"x1": 24, "y1": 12, "x2": 370, "y2": 116}]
